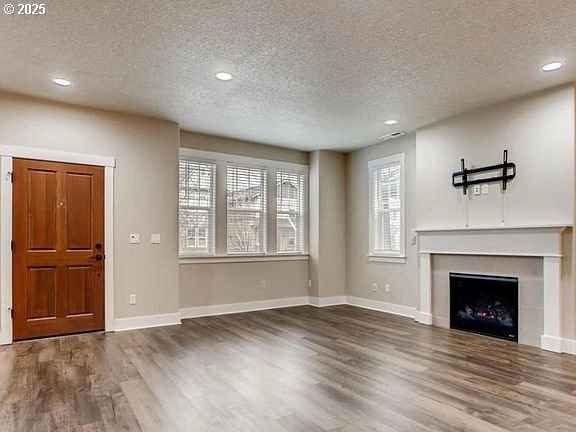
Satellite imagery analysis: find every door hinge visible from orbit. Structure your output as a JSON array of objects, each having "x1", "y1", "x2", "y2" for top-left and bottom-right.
[
  {"x1": 10, "y1": 308, "x2": 13, "y2": 319},
  {"x1": 10, "y1": 240, "x2": 14, "y2": 252},
  {"x1": 7, "y1": 171, "x2": 13, "y2": 183}
]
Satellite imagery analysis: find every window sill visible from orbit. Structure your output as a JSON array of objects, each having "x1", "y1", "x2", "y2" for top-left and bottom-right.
[
  {"x1": 367, "y1": 255, "x2": 406, "y2": 264},
  {"x1": 179, "y1": 254, "x2": 310, "y2": 264}
]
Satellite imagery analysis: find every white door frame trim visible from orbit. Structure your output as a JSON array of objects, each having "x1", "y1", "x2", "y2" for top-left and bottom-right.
[{"x1": 0, "y1": 145, "x2": 115, "y2": 345}]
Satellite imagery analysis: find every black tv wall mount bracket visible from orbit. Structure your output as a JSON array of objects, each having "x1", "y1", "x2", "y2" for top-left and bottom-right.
[{"x1": 452, "y1": 150, "x2": 516, "y2": 195}]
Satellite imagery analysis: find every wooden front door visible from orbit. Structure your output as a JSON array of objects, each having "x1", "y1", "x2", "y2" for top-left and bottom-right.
[{"x1": 12, "y1": 159, "x2": 105, "y2": 341}]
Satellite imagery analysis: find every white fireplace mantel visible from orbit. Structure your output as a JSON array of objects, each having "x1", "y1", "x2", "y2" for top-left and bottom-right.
[{"x1": 415, "y1": 225, "x2": 572, "y2": 353}]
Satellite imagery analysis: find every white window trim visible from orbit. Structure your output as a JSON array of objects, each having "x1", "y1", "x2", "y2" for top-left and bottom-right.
[
  {"x1": 178, "y1": 148, "x2": 308, "y2": 261},
  {"x1": 179, "y1": 254, "x2": 310, "y2": 264},
  {"x1": 367, "y1": 255, "x2": 406, "y2": 264},
  {"x1": 368, "y1": 152, "x2": 406, "y2": 261}
]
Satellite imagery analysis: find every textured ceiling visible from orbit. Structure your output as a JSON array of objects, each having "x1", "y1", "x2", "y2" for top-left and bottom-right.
[{"x1": 1, "y1": 0, "x2": 575, "y2": 151}]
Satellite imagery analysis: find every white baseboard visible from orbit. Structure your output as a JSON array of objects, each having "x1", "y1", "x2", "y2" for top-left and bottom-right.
[
  {"x1": 541, "y1": 335, "x2": 563, "y2": 353},
  {"x1": 413, "y1": 311, "x2": 434, "y2": 325},
  {"x1": 308, "y1": 296, "x2": 347, "y2": 307},
  {"x1": 180, "y1": 295, "x2": 413, "y2": 320},
  {"x1": 541, "y1": 336, "x2": 576, "y2": 355},
  {"x1": 346, "y1": 296, "x2": 416, "y2": 318},
  {"x1": 114, "y1": 312, "x2": 182, "y2": 332},
  {"x1": 561, "y1": 338, "x2": 576, "y2": 355},
  {"x1": 180, "y1": 296, "x2": 309, "y2": 319}
]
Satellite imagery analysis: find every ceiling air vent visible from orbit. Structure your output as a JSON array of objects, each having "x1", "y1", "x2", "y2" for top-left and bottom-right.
[{"x1": 377, "y1": 131, "x2": 405, "y2": 141}]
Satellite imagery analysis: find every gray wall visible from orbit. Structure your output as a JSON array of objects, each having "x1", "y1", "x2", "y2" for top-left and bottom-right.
[
  {"x1": 416, "y1": 84, "x2": 574, "y2": 228},
  {"x1": 180, "y1": 261, "x2": 308, "y2": 307},
  {"x1": 309, "y1": 151, "x2": 347, "y2": 299},
  {"x1": 0, "y1": 91, "x2": 180, "y2": 321},
  {"x1": 345, "y1": 134, "x2": 418, "y2": 306},
  {"x1": 181, "y1": 131, "x2": 308, "y2": 165}
]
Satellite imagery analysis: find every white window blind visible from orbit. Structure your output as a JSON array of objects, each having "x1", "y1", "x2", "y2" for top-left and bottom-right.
[
  {"x1": 227, "y1": 164, "x2": 267, "y2": 254},
  {"x1": 369, "y1": 154, "x2": 405, "y2": 257},
  {"x1": 276, "y1": 170, "x2": 306, "y2": 253},
  {"x1": 179, "y1": 159, "x2": 216, "y2": 256}
]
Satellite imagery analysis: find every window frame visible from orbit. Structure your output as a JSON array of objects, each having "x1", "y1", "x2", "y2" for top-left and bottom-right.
[
  {"x1": 178, "y1": 157, "x2": 216, "y2": 257},
  {"x1": 368, "y1": 153, "x2": 406, "y2": 263},
  {"x1": 179, "y1": 148, "x2": 308, "y2": 261}
]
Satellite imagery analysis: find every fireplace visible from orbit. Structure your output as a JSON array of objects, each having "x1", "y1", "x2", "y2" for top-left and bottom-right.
[{"x1": 450, "y1": 273, "x2": 518, "y2": 342}]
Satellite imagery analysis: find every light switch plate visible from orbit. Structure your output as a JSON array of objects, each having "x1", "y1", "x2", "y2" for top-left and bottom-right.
[
  {"x1": 151, "y1": 234, "x2": 161, "y2": 244},
  {"x1": 129, "y1": 233, "x2": 140, "y2": 244},
  {"x1": 481, "y1": 184, "x2": 489, "y2": 195}
]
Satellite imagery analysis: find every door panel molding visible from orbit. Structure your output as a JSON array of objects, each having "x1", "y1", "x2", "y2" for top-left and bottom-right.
[
  {"x1": 27, "y1": 267, "x2": 57, "y2": 320},
  {"x1": 0, "y1": 146, "x2": 115, "y2": 345}
]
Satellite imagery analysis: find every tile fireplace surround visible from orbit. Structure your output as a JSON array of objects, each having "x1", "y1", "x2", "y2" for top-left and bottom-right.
[{"x1": 415, "y1": 225, "x2": 574, "y2": 354}]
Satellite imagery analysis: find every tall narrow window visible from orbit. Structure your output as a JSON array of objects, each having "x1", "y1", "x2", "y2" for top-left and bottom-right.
[
  {"x1": 227, "y1": 164, "x2": 267, "y2": 254},
  {"x1": 276, "y1": 170, "x2": 306, "y2": 253},
  {"x1": 179, "y1": 159, "x2": 216, "y2": 256},
  {"x1": 369, "y1": 154, "x2": 405, "y2": 258}
]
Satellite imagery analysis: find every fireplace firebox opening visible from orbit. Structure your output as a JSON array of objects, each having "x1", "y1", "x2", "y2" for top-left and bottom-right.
[{"x1": 450, "y1": 272, "x2": 519, "y2": 342}]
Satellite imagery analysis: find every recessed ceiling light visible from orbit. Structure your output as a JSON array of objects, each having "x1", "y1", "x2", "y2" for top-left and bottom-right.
[
  {"x1": 215, "y1": 72, "x2": 233, "y2": 81},
  {"x1": 53, "y1": 78, "x2": 72, "y2": 86},
  {"x1": 541, "y1": 62, "x2": 563, "y2": 72},
  {"x1": 384, "y1": 119, "x2": 398, "y2": 125}
]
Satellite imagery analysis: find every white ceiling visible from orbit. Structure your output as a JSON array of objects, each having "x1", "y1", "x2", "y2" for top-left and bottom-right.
[{"x1": 1, "y1": 0, "x2": 575, "y2": 151}]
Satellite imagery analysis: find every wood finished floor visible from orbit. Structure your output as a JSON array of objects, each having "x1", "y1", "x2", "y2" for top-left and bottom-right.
[{"x1": 1, "y1": 305, "x2": 576, "y2": 432}]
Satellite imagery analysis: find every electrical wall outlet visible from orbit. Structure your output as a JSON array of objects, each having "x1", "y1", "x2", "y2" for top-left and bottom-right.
[
  {"x1": 260, "y1": 280, "x2": 267, "y2": 289},
  {"x1": 385, "y1": 284, "x2": 391, "y2": 292},
  {"x1": 129, "y1": 233, "x2": 141, "y2": 244},
  {"x1": 129, "y1": 294, "x2": 137, "y2": 305},
  {"x1": 481, "y1": 184, "x2": 489, "y2": 195},
  {"x1": 473, "y1": 185, "x2": 481, "y2": 196},
  {"x1": 372, "y1": 283, "x2": 377, "y2": 292}
]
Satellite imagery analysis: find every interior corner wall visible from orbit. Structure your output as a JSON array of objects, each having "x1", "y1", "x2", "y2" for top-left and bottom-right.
[
  {"x1": 178, "y1": 131, "x2": 309, "y2": 309},
  {"x1": 309, "y1": 150, "x2": 347, "y2": 299},
  {"x1": 0, "y1": 91, "x2": 181, "y2": 325},
  {"x1": 345, "y1": 134, "x2": 418, "y2": 308}
]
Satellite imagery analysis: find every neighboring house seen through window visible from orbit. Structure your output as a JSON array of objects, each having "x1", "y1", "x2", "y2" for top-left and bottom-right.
[
  {"x1": 226, "y1": 164, "x2": 268, "y2": 254},
  {"x1": 179, "y1": 159, "x2": 215, "y2": 256},
  {"x1": 276, "y1": 170, "x2": 305, "y2": 253}
]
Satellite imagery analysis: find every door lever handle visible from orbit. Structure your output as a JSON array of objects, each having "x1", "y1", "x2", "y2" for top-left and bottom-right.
[{"x1": 90, "y1": 254, "x2": 104, "y2": 261}]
